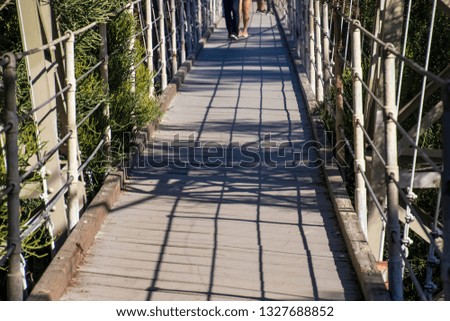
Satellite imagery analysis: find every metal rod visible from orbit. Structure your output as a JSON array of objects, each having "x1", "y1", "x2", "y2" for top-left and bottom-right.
[
  {"x1": 77, "y1": 102, "x2": 103, "y2": 129},
  {"x1": 390, "y1": 175, "x2": 442, "y2": 257},
  {"x1": 159, "y1": 0, "x2": 168, "y2": 89},
  {"x1": 308, "y1": 0, "x2": 316, "y2": 93},
  {"x1": 356, "y1": 119, "x2": 386, "y2": 166},
  {"x1": 328, "y1": 8, "x2": 445, "y2": 86},
  {"x1": 358, "y1": 164, "x2": 387, "y2": 223},
  {"x1": 128, "y1": 3, "x2": 136, "y2": 93},
  {"x1": 170, "y1": 0, "x2": 178, "y2": 75},
  {"x1": 3, "y1": 53, "x2": 23, "y2": 300},
  {"x1": 65, "y1": 32, "x2": 80, "y2": 232},
  {"x1": 0, "y1": 123, "x2": 12, "y2": 135},
  {"x1": 352, "y1": 23, "x2": 367, "y2": 238},
  {"x1": 78, "y1": 138, "x2": 106, "y2": 173},
  {"x1": 388, "y1": 114, "x2": 441, "y2": 174},
  {"x1": 399, "y1": 242, "x2": 428, "y2": 300},
  {"x1": 20, "y1": 176, "x2": 73, "y2": 241},
  {"x1": 322, "y1": 1, "x2": 331, "y2": 96},
  {"x1": 15, "y1": 33, "x2": 71, "y2": 61},
  {"x1": 442, "y1": 80, "x2": 450, "y2": 300},
  {"x1": 18, "y1": 84, "x2": 70, "y2": 123},
  {"x1": 186, "y1": 0, "x2": 193, "y2": 55},
  {"x1": 146, "y1": 0, "x2": 155, "y2": 96},
  {"x1": 314, "y1": 0, "x2": 324, "y2": 102},
  {"x1": 333, "y1": 7, "x2": 345, "y2": 167},
  {"x1": 99, "y1": 24, "x2": 112, "y2": 150},
  {"x1": 19, "y1": 131, "x2": 72, "y2": 183},
  {"x1": 384, "y1": 49, "x2": 403, "y2": 301},
  {"x1": 76, "y1": 59, "x2": 103, "y2": 84},
  {"x1": 0, "y1": 184, "x2": 13, "y2": 200},
  {"x1": 355, "y1": 73, "x2": 385, "y2": 109},
  {"x1": 197, "y1": 0, "x2": 202, "y2": 41},
  {"x1": 180, "y1": 0, "x2": 186, "y2": 63},
  {"x1": 0, "y1": 245, "x2": 15, "y2": 268}
]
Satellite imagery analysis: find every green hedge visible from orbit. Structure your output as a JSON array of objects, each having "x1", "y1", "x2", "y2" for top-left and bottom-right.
[{"x1": 0, "y1": 1, "x2": 161, "y2": 299}]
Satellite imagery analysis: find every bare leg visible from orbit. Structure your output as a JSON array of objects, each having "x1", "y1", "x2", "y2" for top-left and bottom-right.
[
  {"x1": 239, "y1": 0, "x2": 251, "y2": 37},
  {"x1": 257, "y1": 0, "x2": 266, "y2": 13}
]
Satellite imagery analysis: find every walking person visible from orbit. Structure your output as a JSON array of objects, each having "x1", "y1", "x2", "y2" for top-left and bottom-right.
[
  {"x1": 239, "y1": 0, "x2": 251, "y2": 38},
  {"x1": 256, "y1": 0, "x2": 266, "y2": 13},
  {"x1": 223, "y1": 0, "x2": 240, "y2": 40}
]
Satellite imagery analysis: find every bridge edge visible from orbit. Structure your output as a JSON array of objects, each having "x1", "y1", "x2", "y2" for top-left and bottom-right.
[{"x1": 272, "y1": 5, "x2": 391, "y2": 301}]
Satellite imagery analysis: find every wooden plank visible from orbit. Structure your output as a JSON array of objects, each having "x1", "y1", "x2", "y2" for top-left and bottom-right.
[{"x1": 59, "y1": 9, "x2": 362, "y2": 301}]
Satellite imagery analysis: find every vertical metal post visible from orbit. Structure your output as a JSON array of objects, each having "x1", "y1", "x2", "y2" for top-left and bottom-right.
[
  {"x1": 186, "y1": 0, "x2": 193, "y2": 55},
  {"x1": 384, "y1": 48, "x2": 402, "y2": 300},
  {"x1": 3, "y1": 53, "x2": 23, "y2": 301},
  {"x1": 314, "y1": 0, "x2": 323, "y2": 102},
  {"x1": 301, "y1": 0, "x2": 307, "y2": 67},
  {"x1": 333, "y1": 8, "x2": 345, "y2": 166},
  {"x1": 322, "y1": 0, "x2": 330, "y2": 96},
  {"x1": 197, "y1": 0, "x2": 202, "y2": 41},
  {"x1": 99, "y1": 24, "x2": 111, "y2": 148},
  {"x1": 298, "y1": 0, "x2": 303, "y2": 59},
  {"x1": 145, "y1": 0, "x2": 155, "y2": 96},
  {"x1": 287, "y1": 0, "x2": 293, "y2": 32},
  {"x1": 170, "y1": 0, "x2": 178, "y2": 75},
  {"x1": 180, "y1": 0, "x2": 186, "y2": 63},
  {"x1": 128, "y1": 3, "x2": 136, "y2": 93},
  {"x1": 159, "y1": 0, "x2": 168, "y2": 89},
  {"x1": 442, "y1": 80, "x2": 450, "y2": 300},
  {"x1": 308, "y1": 0, "x2": 316, "y2": 93},
  {"x1": 65, "y1": 32, "x2": 80, "y2": 231},
  {"x1": 352, "y1": 23, "x2": 367, "y2": 238}
]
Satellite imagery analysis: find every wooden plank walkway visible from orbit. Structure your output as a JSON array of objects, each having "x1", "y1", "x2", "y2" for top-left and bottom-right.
[{"x1": 61, "y1": 7, "x2": 362, "y2": 301}]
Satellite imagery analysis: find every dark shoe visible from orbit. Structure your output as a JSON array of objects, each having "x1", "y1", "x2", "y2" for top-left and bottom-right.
[{"x1": 230, "y1": 34, "x2": 239, "y2": 41}]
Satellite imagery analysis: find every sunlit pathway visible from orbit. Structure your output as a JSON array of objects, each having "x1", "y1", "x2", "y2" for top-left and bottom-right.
[{"x1": 61, "y1": 6, "x2": 362, "y2": 301}]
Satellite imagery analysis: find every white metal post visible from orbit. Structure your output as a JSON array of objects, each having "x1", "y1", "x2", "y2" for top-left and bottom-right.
[
  {"x1": 300, "y1": 0, "x2": 307, "y2": 66},
  {"x1": 159, "y1": 0, "x2": 168, "y2": 89},
  {"x1": 180, "y1": 0, "x2": 186, "y2": 63},
  {"x1": 314, "y1": 0, "x2": 323, "y2": 102},
  {"x1": 128, "y1": 3, "x2": 136, "y2": 93},
  {"x1": 197, "y1": 0, "x2": 202, "y2": 41},
  {"x1": 145, "y1": 0, "x2": 155, "y2": 96},
  {"x1": 352, "y1": 23, "x2": 367, "y2": 238},
  {"x1": 322, "y1": 0, "x2": 330, "y2": 96},
  {"x1": 99, "y1": 24, "x2": 111, "y2": 147},
  {"x1": 186, "y1": 0, "x2": 193, "y2": 54},
  {"x1": 333, "y1": 7, "x2": 345, "y2": 166},
  {"x1": 170, "y1": 0, "x2": 178, "y2": 75},
  {"x1": 65, "y1": 32, "x2": 80, "y2": 231},
  {"x1": 308, "y1": 0, "x2": 316, "y2": 94},
  {"x1": 384, "y1": 48, "x2": 403, "y2": 300}
]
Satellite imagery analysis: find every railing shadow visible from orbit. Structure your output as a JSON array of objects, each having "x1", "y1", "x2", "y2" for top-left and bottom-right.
[{"x1": 107, "y1": 12, "x2": 362, "y2": 301}]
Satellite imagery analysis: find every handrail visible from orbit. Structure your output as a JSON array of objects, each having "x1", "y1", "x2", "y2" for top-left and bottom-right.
[{"x1": 276, "y1": 0, "x2": 450, "y2": 300}]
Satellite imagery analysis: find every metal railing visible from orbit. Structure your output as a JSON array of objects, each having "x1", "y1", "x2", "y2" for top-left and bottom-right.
[
  {"x1": 275, "y1": 0, "x2": 450, "y2": 300},
  {"x1": 0, "y1": 0, "x2": 222, "y2": 300}
]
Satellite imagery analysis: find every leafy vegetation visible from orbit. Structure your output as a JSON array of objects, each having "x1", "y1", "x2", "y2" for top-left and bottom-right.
[
  {"x1": 320, "y1": 0, "x2": 450, "y2": 300},
  {"x1": 0, "y1": 1, "x2": 161, "y2": 299}
]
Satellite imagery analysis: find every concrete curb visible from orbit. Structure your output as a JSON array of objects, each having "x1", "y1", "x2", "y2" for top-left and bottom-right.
[
  {"x1": 28, "y1": 22, "x2": 219, "y2": 301},
  {"x1": 273, "y1": 7, "x2": 391, "y2": 301},
  {"x1": 28, "y1": 171, "x2": 126, "y2": 300}
]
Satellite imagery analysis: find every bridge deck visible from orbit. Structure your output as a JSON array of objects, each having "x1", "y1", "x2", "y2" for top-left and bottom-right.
[{"x1": 61, "y1": 8, "x2": 362, "y2": 301}]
